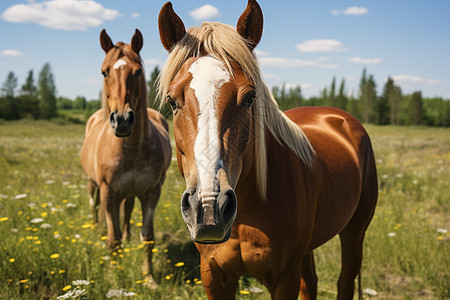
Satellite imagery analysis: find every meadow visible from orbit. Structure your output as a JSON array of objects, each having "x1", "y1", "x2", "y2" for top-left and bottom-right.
[{"x1": 0, "y1": 119, "x2": 448, "y2": 299}]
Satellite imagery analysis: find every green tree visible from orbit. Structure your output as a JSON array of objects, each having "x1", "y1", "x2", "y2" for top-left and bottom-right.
[
  {"x1": 74, "y1": 96, "x2": 87, "y2": 110},
  {"x1": 1, "y1": 71, "x2": 18, "y2": 98},
  {"x1": 20, "y1": 70, "x2": 37, "y2": 97},
  {"x1": 38, "y1": 63, "x2": 57, "y2": 119},
  {"x1": 19, "y1": 70, "x2": 39, "y2": 119},
  {"x1": 336, "y1": 79, "x2": 348, "y2": 110},
  {"x1": 359, "y1": 69, "x2": 377, "y2": 123},
  {"x1": 0, "y1": 72, "x2": 20, "y2": 119},
  {"x1": 324, "y1": 76, "x2": 336, "y2": 107},
  {"x1": 410, "y1": 91, "x2": 424, "y2": 125},
  {"x1": 382, "y1": 77, "x2": 402, "y2": 125}
]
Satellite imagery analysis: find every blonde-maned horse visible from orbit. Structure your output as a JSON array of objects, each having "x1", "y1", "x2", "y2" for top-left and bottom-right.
[
  {"x1": 80, "y1": 29, "x2": 171, "y2": 287},
  {"x1": 157, "y1": 1, "x2": 377, "y2": 299}
]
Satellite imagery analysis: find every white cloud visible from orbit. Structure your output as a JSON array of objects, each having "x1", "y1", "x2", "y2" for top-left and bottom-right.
[
  {"x1": 1, "y1": 49, "x2": 24, "y2": 58},
  {"x1": 348, "y1": 57, "x2": 382, "y2": 65},
  {"x1": 296, "y1": 39, "x2": 347, "y2": 53},
  {"x1": 315, "y1": 56, "x2": 332, "y2": 62},
  {"x1": 131, "y1": 12, "x2": 139, "y2": 18},
  {"x1": 259, "y1": 57, "x2": 316, "y2": 68},
  {"x1": 343, "y1": 6, "x2": 368, "y2": 15},
  {"x1": 1, "y1": 0, "x2": 119, "y2": 31},
  {"x1": 189, "y1": 4, "x2": 220, "y2": 21},
  {"x1": 254, "y1": 49, "x2": 269, "y2": 57},
  {"x1": 318, "y1": 63, "x2": 340, "y2": 69},
  {"x1": 332, "y1": 6, "x2": 368, "y2": 16},
  {"x1": 392, "y1": 75, "x2": 445, "y2": 86}
]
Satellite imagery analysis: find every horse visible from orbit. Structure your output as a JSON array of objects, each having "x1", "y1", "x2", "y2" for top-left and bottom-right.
[
  {"x1": 157, "y1": 1, "x2": 378, "y2": 299},
  {"x1": 80, "y1": 29, "x2": 171, "y2": 288}
]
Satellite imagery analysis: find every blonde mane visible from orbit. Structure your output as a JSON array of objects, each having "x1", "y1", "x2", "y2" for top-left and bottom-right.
[
  {"x1": 157, "y1": 22, "x2": 315, "y2": 197},
  {"x1": 101, "y1": 43, "x2": 146, "y2": 120}
]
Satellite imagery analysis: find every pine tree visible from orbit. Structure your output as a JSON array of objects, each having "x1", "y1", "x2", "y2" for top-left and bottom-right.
[
  {"x1": 37, "y1": 63, "x2": 57, "y2": 119},
  {"x1": 0, "y1": 71, "x2": 20, "y2": 119},
  {"x1": 410, "y1": 91, "x2": 423, "y2": 125},
  {"x1": 20, "y1": 70, "x2": 37, "y2": 96},
  {"x1": 1, "y1": 71, "x2": 18, "y2": 97},
  {"x1": 20, "y1": 70, "x2": 39, "y2": 119},
  {"x1": 336, "y1": 79, "x2": 348, "y2": 110},
  {"x1": 359, "y1": 69, "x2": 377, "y2": 123}
]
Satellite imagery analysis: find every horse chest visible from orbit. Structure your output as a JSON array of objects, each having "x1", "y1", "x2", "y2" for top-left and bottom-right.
[{"x1": 102, "y1": 153, "x2": 160, "y2": 195}]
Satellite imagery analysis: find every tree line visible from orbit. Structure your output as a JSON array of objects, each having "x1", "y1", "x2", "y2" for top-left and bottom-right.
[
  {"x1": 271, "y1": 69, "x2": 450, "y2": 127},
  {"x1": 0, "y1": 63, "x2": 100, "y2": 121},
  {"x1": 2, "y1": 65, "x2": 449, "y2": 127}
]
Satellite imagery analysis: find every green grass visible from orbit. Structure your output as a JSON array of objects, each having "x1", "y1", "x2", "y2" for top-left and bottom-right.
[{"x1": 0, "y1": 121, "x2": 448, "y2": 299}]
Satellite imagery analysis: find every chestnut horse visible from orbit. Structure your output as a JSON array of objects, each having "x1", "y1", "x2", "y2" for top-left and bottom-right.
[
  {"x1": 80, "y1": 29, "x2": 171, "y2": 287},
  {"x1": 157, "y1": 1, "x2": 377, "y2": 299}
]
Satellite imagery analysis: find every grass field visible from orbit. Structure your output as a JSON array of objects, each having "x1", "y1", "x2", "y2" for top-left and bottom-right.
[{"x1": 0, "y1": 119, "x2": 448, "y2": 299}]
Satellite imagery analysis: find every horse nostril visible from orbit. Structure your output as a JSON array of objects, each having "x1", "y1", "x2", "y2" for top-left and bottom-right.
[
  {"x1": 127, "y1": 111, "x2": 135, "y2": 127},
  {"x1": 221, "y1": 190, "x2": 237, "y2": 224},
  {"x1": 181, "y1": 191, "x2": 191, "y2": 215},
  {"x1": 110, "y1": 111, "x2": 117, "y2": 128}
]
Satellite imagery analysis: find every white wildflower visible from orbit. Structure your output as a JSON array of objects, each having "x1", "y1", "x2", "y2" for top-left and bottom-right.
[
  {"x1": 45, "y1": 180, "x2": 55, "y2": 184},
  {"x1": 249, "y1": 287, "x2": 264, "y2": 293},
  {"x1": 72, "y1": 279, "x2": 90, "y2": 286},
  {"x1": 387, "y1": 232, "x2": 396, "y2": 237},
  {"x1": 57, "y1": 288, "x2": 87, "y2": 299},
  {"x1": 40, "y1": 223, "x2": 53, "y2": 229},
  {"x1": 105, "y1": 289, "x2": 136, "y2": 298},
  {"x1": 66, "y1": 203, "x2": 77, "y2": 208},
  {"x1": 437, "y1": 228, "x2": 448, "y2": 234},
  {"x1": 363, "y1": 288, "x2": 377, "y2": 296},
  {"x1": 15, "y1": 193, "x2": 27, "y2": 199},
  {"x1": 30, "y1": 218, "x2": 44, "y2": 224}
]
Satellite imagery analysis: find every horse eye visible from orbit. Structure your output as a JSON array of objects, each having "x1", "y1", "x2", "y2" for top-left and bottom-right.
[
  {"x1": 102, "y1": 71, "x2": 108, "y2": 78},
  {"x1": 245, "y1": 94, "x2": 256, "y2": 109},
  {"x1": 167, "y1": 96, "x2": 178, "y2": 111},
  {"x1": 134, "y1": 68, "x2": 142, "y2": 77}
]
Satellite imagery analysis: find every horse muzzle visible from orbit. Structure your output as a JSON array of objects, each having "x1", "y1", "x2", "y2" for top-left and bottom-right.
[
  {"x1": 180, "y1": 170, "x2": 237, "y2": 244},
  {"x1": 110, "y1": 110, "x2": 135, "y2": 137}
]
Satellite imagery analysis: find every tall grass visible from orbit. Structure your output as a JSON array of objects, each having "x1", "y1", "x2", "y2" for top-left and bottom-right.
[{"x1": 0, "y1": 121, "x2": 448, "y2": 299}]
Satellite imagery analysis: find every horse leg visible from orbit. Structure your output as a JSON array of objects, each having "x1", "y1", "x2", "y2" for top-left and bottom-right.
[
  {"x1": 122, "y1": 197, "x2": 134, "y2": 242},
  {"x1": 300, "y1": 251, "x2": 317, "y2": 300},
  {"x1": 140, "y1": 185, "x2": 161, "y2": 289},
  {"x1": 337, "y1": 226, "x2": 365, "y2": 300},
  {"x1": 271, "y1": 256, "x2": 302, "y2": 300},
  {"x1": 338, "y1": 154, "x2": 378, "y2": 300},
  {"x1": 100, "y1": 185, "x2": 122, "y2": 250},
  {"x1": 88, "y1": 181, "x2": 100, "y2": 223},
  {"x1": 201, "y1": 257, "x2": 239, "y2": 300}
]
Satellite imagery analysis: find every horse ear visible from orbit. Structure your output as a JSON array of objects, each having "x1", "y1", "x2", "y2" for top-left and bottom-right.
[
  {"x1": 131, "y1": 29, "x2": 143, "y2": 54},
  {"x1": 236, "y1": 0, "x2": 263, "y2": 50},
  {"x1": 100, "y1": 29, "x2": 114, "y2": 53},
  {"x1": 158, "y1": 2, "x2": 186, "y2": 52}
]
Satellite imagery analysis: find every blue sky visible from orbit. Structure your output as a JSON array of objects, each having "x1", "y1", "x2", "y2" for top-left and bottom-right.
[{"x1": 1, "y1": 0, "x2": 449, "y2": 100}]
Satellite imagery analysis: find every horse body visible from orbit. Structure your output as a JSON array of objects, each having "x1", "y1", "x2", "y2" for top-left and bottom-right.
[
  {"x1": 157, "y1": 1, "x2": 377, "y2": 298},
  {"x1": 82, "y1": 108, "x2": 170, "y2": 201},
  {"x1": 196, "y1": 106, "x2": 377, "y2": 298},
  {"x1": 80, "y1": 29, "x2": 171, "y2": 287}
]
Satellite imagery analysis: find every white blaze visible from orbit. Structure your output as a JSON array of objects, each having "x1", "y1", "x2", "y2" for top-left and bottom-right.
[
  {"x1": 188, "y1": 56, "x2": 230, "y2": 205},
  {"x1": 113, "y1": 59, "x2": 127, "y2": 69}
]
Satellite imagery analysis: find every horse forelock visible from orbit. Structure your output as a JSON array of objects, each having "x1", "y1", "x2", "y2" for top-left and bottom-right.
[{"x1": 158, "y1": 21, "x2": 315, "y2": 199}]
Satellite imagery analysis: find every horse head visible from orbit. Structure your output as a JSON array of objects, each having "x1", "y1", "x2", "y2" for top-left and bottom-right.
[
  {"x1": 100, "y1": 29, "x2": 144, "y2": 137},
  {"x1": 158, "y1": 0, "x2": 264, "y2": 243}
]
